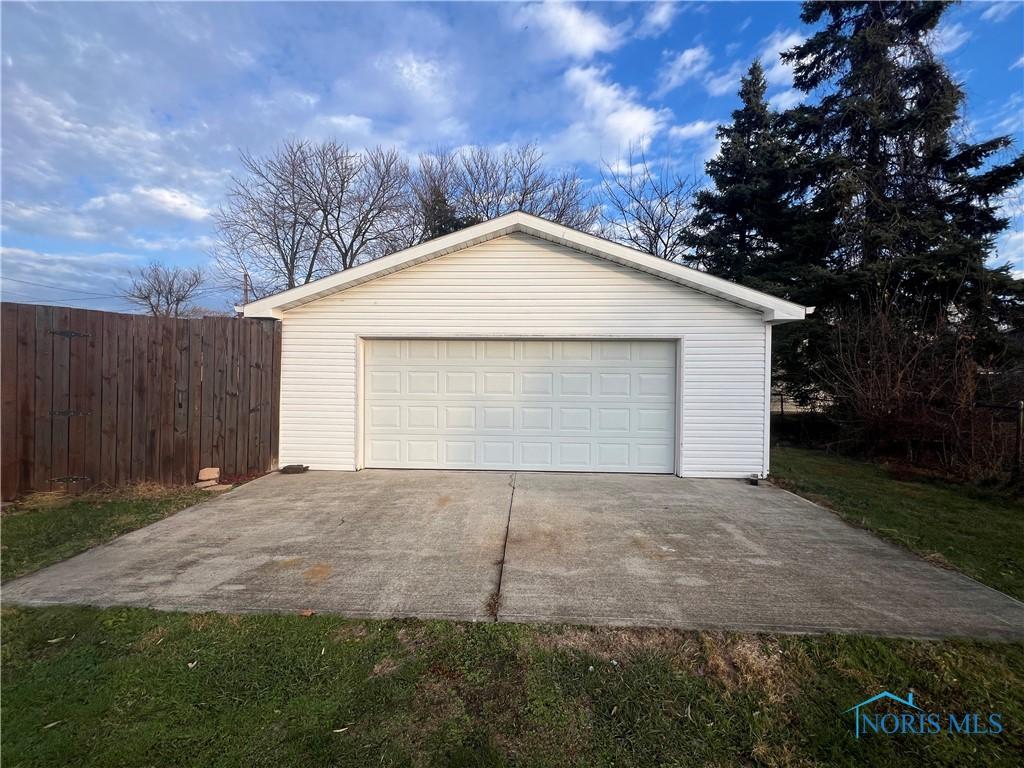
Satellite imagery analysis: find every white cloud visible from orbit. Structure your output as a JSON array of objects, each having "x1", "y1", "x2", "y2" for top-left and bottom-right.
[
  {"x1": 931, "y1": 23, "x2": 971, "y2": 55},
  {"x1": 551, "y1": 65, "x2": 670, "y2": 164},
  {"x1": 1012, "y1": 55, "x2": 1024, "y2": 70},
  {"x1": 655, "y1": 45, "x2": 712, "y2": 96},
  {"x1": 704, "y1": 63, "x2": 744, "y2": 97},
  {"x1": 320, "y1": 114, "x2": 374, "y2": 135},
  {"x1": 769, "y1": 88, "x2": 803, "y2": 110},
  {"x1": 518, "y1": 2, "x2": 625, "y2": 59},
  {"x1": 981, "y1": 3, "x2": 1017, "y2": 23},
  {"x1": 391, "y1": 53, "x2": 446, "y2": 98},
  {"x1": 669, "y1": 119, "x2": 718, "y2": 141},
  {"x1": 83, "y1": 186, "x2": 210, "y2": 221},
  {"x1": 760, "y1": 29, "x2": 805, "y2": 87},
  {"x1": 636, "y1": 3, "x2": 677, "y2": 39}
]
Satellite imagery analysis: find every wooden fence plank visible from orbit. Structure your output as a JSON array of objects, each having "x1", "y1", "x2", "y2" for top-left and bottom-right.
[
  {"x1": 115, "y1": 314, "x2": 133, "y2": 485},
  {"x1": 200, "y1": 317, "x2": 215, "y2": 469},
  {"x1": 31, "y1": 306, "x2": 53, "y2": 491},
  {"x1": 159, "y1": 318, "x2": 176, "y2": 485},
  {"x1": 246, "y1": 322, "x2": 260, "y2": 473},
  {"x1": 50, "y1": 307, "x2": 71, "y2": 492},
  {"x1": 222, "y1": 319, "x2": 236, "y2": 476},
  {"x1": 99, "y1": 313, "x2": 118, "y2": 487},
  {"x1": 145, "y1": 317, "x2": 161, "y2": 479},
  {"x1": 173, "y1": 318, "x2": 189, "y2": 486},
  {"x1": 131, "y1": 314, "x2": 148, "y2": 482},
  {"x1": 236, "y1": 321, "x2": 251, "y2": 474},
  {"x1": 82, "y1": 309, "x2": 103, "y2": 492},
  {"x1": 66, "y1": 309, "x2": 89, "y2": 493},
  {"x1": 15, "y1": 305, "x2": 36, "y2": 494},
  {"x1": 187, "y1": 322, "x2": 203, "y2": 481},
  {"x1": 211, "y1": 318, "x2": 226, "y2": 471},
  {"x1": 1, "y1": 304, "x2": 19, "y2": 499}
]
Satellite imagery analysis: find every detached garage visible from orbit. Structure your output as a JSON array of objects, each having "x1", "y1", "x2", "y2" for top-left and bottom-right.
[{"x1": 244, "y1": 212, "x2": 809, "y2": 478}]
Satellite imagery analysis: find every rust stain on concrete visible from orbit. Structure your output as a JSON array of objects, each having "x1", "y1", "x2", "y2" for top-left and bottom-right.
[{"x1": 304, "y1": 564, "x2": 333, "y2": 584}]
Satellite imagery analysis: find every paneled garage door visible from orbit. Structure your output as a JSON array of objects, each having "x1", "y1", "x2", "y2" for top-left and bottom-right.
[{"x1": 363, "y1": 339, "x2": 676, "y2": 472}]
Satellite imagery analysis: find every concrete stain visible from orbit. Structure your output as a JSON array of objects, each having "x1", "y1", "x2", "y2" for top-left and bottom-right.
[{"x1": 303, "y1": 564, "x2": 333, "y2": 585}]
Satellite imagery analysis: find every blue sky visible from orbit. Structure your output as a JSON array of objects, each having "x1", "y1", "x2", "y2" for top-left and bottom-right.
[{"x1": 2, "y1": 1, "x2": 1022, "y2": 312}]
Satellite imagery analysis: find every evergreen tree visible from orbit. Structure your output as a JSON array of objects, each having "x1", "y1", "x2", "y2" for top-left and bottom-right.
[
  {"x1": 688, "y1": 61, "x2": 804, "y2": 297},
  {"x1": 782, "y1": 1, "x2": 1024, "y2": 362},
  {"x1": 419, "y1": 186, "x2": 479, "y2": 242}
]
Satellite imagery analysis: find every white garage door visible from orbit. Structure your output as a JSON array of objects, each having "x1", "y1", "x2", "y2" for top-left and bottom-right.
[{"x1": 363, "y1": 339, "x2": 676, "y2": 472}]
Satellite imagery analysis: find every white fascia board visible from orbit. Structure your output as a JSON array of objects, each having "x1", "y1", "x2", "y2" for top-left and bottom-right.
[{"x1": 243, "y1": 211, "x2": 810, "y2": 322}]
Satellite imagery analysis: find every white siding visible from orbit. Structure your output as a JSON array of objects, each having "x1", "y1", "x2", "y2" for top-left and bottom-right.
[{"x1": 279, "y1": 232, "x2": 768, "y2": 478}]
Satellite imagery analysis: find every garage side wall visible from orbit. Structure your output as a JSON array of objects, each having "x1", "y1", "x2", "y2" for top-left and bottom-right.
[{"x1": 279, "y1": 233, "x2": 768, "y2": 478}]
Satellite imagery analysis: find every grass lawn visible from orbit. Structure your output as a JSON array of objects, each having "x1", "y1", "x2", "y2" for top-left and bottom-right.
[
  {"x1": 771, "y1": 447, "x2": 1024, "y2": 601},
  {"x1": 2, "y1": 606, "x2": 1022, "y2": 767},
  {"x1": 1, "y1": 486, "x2": 210, "y2": 583}
]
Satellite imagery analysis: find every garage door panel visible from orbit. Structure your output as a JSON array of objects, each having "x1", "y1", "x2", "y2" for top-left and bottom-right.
[{"x1": 364, "y1": 340, "x2": 676, "y2": 472}]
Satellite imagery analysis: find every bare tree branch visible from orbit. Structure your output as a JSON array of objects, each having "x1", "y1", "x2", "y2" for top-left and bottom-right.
[
  {"x1": 122, "y1": 262, "x2": 204, "y2": 317},
  {"x1": 599, "y1": 146, "x2": 699, "y2": 262}
]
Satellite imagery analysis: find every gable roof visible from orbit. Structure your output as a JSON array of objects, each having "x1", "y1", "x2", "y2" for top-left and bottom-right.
[{"x1": 242, "y1": 211, "x2": 811, "y2": 322}]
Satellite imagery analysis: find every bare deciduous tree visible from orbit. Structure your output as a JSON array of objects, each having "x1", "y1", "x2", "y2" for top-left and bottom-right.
[
  {"x1": 599, "y1": 147, "x2": 699, "y2": 262},
  {"x1": 123, "y1": 262, "x2": 204, "y2": 317},
  {"x1": 412, "y1": 143, "x2": 599, "y2": 240},
  {"x1": 213, "y1": 140, "x2": 326, "y2": 299},
  {"x1": 300, "y1": 142, "x2": 413, "y2": 270},
  {"x1": 213, "y1": 140, "x2": 412, "y2": 300},
  {"x1": 214, "y1": 140, "x2": 601, "y2": 301}
]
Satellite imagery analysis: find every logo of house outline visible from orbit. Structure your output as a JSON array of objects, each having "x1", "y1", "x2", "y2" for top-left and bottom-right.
[{"x1": 844, "y1": 690, "x2": 922, "y2": 739}]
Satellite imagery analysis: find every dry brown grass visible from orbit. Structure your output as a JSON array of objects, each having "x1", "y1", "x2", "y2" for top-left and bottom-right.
[
  {"x1": 699, "y1": 632, "x2": 792, "y2": 703},
  {"x1": 7, "y1": 482, "x2": 198, "y2": 514},
  {"x1": 371, "y1": 656, "x2": 399, "y2": 677},
  {"x1": 533, "y1": 625, "x2": 701, "y2": 666}
]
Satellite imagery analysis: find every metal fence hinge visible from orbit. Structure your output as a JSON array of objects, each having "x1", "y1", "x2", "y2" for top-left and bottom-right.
[
  {"x1": 50, "y1": 409, "x2": 91, "y2": 418},
  {"x1": 50, "y1": 475, "x2": 91, "y2": 484},
  {"x1": 49, "y1": 329, "x2": 92, "y2": 338}
]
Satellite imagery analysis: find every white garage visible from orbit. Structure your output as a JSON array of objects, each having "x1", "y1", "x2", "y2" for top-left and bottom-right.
[{"x1": 244, "y1": 212, "x2": 809, "y2": 478}]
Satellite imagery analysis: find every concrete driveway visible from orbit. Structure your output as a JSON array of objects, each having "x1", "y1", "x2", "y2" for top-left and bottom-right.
[{"x1": 5, "y1": 471, "x2": 1024, "y2": 639}]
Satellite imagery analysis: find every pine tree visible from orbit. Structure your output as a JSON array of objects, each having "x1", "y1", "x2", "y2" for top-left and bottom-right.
[
  {"x1": 419, "y1": 187, "x2": 479, "y2": 242},
  {"x1": 783, "y1": 1, "x2": 1024, "y2": 359},
  {"x1": 688, "y1": 61, "x2": 804, "y2": 297}
]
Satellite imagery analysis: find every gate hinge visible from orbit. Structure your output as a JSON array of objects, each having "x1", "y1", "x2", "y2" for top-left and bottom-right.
[{"x1": 50, "y1": 475, "x2": 91, "y2": 484}]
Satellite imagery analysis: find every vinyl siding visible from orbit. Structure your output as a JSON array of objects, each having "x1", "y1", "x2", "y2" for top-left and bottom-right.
[{"x1": 279, "y1": 232, "x2": 769, "y2": 477}]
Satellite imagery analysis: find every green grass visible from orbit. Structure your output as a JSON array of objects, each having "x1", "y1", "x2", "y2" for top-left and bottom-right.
[
  {"x1": 2, "y1": 606, "x2": 1022, "y2": 767},
  {"x1": 771, "y1": 447, "x2": 1024, "y2": 601},
  {"x1": 1, "y1": 487, "x2": 210, "y2": 583}
]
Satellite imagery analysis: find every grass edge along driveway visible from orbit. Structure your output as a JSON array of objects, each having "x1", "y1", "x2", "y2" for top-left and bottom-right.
[
  {"x1": 2, "y1": 605, "x2": 1023, "y2": 768},
  {"x1": 770, "y1": 447, "x2": 1024, "y2": 601},
  {"x1": 1, "y1": 485, "x2": 212, "y2": 583}
]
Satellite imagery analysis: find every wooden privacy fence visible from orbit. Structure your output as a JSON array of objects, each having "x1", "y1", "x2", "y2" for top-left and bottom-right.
[{"x1": 1, "y1": 303, "x2": 281, "y2": 500}]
